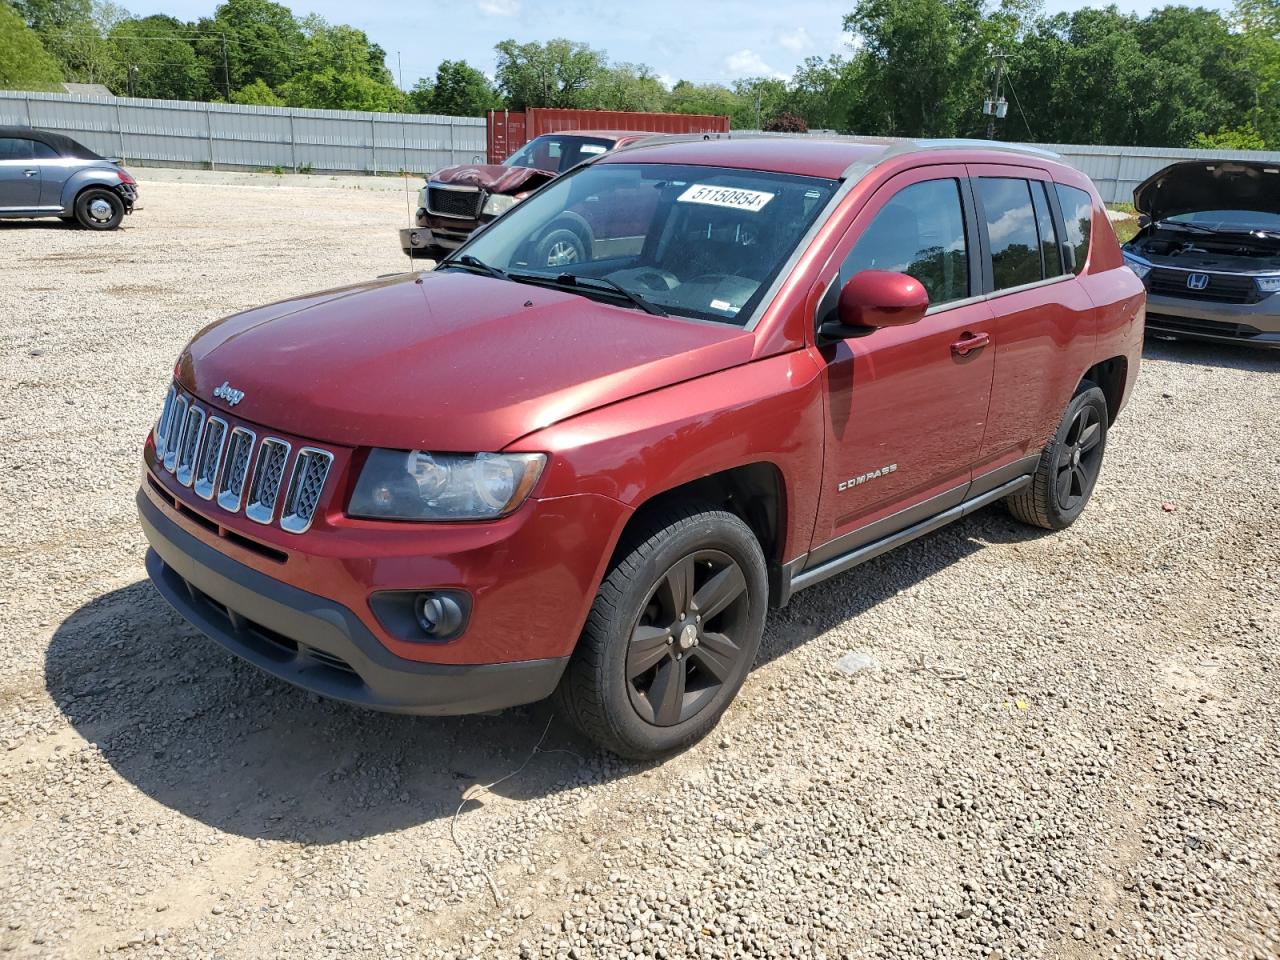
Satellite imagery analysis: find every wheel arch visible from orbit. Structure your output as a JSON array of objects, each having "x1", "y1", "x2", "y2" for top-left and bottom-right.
[
  {"x1": 1080, "y1": 355, "x2": 1128, "y2": 424},
  {"x1": 608, "y1": 462, "x2": 788, "y2": 602},
  {"x1": 60, "y1": 169, "x2": 127, "y2": 213}
]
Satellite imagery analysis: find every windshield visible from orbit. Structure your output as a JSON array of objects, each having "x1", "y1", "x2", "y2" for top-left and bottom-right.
[
  {"x1": 504, "y1": 135, "x2": 616, "y2": 173},
  {"x1": 452, "y1": 162, "x2": 838, "y2": 325},
  {"x1": 1166, "y1": 209, "x2": 1280, "y2": 232}
]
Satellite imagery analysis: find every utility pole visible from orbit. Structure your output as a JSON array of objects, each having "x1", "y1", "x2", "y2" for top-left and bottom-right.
[
  {"x1": 983, "y1": 51, "x2": 1008, "y2": 140},
  {"x1": 221, "y1": 34, "x2": 231, "y2": 100}
]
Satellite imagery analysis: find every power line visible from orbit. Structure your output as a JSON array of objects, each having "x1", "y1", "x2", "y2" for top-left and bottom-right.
[{"x1": 1003, "y1": 70, "x2": 1034, "y2": 141}]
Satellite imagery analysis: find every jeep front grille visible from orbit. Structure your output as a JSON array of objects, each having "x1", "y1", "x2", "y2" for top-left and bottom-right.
[
  {"x1": 280, "y1": 448, "x2": 334, "y2": 534},
  {"x1": 216, "y1": 426, "x2": 256, "y2": 513},
  {"x1": 153, "y1": 384, "x2": 337, "y2": 535},
  {"x1": 426, "y1": 185, "x2": 482, "y2": 220},
  {"x1": 245, "y1": 438, "x2": 291, "y2": 525}
]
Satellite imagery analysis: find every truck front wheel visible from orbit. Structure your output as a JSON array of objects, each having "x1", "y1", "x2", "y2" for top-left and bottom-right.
[{"x1": 555, "y1": 505, "x2": 767, "y2": 759}]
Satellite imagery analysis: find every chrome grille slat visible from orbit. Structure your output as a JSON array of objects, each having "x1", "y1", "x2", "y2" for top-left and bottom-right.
[
  {"x1": 245, "y1": 438, "x2": 291, "y2": 525},
  {"x1": 216, "y1": 427, "x2": 256, "y2": 513},
  {"x1": 175, "y1": 405, "x2": 206, "y2": 487},
  {"x1": 280, "y1": 448, "x2": 334, "y2": 534},
  {"x1": 193, "y1": 417, "x2": 228, "y2": 500},
  {"x1": 162, "y1": 395, "x2": 188, "y2": 473},
  {"x1": 154, "y1": 385, "x2": 177, "y2": 460}
]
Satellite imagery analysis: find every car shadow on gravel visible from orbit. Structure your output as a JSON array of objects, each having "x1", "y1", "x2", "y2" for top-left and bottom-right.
[
  {"x1": 46, "y1": 508, "x2": 1042, "y2": 844},
  {"x1": 1143, "y1": 336, "x2": 1280, "y2": 372}
]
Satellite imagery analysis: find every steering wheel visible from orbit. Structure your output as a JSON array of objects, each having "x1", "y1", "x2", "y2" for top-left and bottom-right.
[{"x1": 627, "y1": 269, "x2": 680, "y2": 292}]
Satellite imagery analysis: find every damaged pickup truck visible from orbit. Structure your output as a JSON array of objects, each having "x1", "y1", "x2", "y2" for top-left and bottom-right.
[
  {"x1": 400, "y1": 132, "x2": 649, "y2": 263},
  {"x1": 1122, "y1": 159, "x2": 1280, "y2": 349}
]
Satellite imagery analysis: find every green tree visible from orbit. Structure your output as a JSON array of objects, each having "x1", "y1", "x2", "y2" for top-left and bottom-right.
[
  {"x1": 843, "y1": 0, "x2": 990, "y2": 136},
  {"x1": 587, "y1": 62, "x2": 668, "y2": 112},
  {"x1": 415, "y1": 59, "x2": 501, "y2": 116},
  {"x1": 494, "y1": 37, "x2": 607, "y2": 108},
  {"x1": 193, "y1": 0, "x2": 303, "y2": 99},
  {"x1": 109, "y1": 14, "x2": 207, "y2": 100},
  {"x1": 665, "y1": 79, "x2": 743, "y2": 119},
  {"x1": 9, "y1": 0, "x2": 90, "y2": 34},
  {"x1": 731, "y1": 77, "x2": 790, "y2": 129},
  {"x1": 788, "y1": 55, "x2": 856, "y2": 131},
  {"x1": 230, "y1": 76, "x2": 282, "y2": 104},
  {"x1": 1191, "y1": 123, "x2": 1268, "y2": 149},
  {"x1": 1234, "y1": 0, "x2": 1280, "y2": 144},
  {"x1": 278, "y1": 16, "x2": 404, "y2": 110},
  {"x1": 0, "y1": 1, "x2": 65, "y2": 89}
]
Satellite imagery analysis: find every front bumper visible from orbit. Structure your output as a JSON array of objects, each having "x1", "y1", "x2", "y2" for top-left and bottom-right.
[
  {"x1": 139, "y1": 489, "x2": 569, "y2": 714},
  {"x1": 1144, "y1": 292, "x2": 1280, "y2": 349}
]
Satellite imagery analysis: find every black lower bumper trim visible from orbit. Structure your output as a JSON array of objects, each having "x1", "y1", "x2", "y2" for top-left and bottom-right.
[{"x1": 138, "y1": 489, "x2": 568, "y2": 715}]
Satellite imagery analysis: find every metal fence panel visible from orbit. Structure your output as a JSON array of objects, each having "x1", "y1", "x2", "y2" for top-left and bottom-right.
[
  {"x1": 5, "y1": 92, "x2": 1279, "y2": 193},
  {"x1": 0, "y1": 91, "x2": 488, "y2": 174}
]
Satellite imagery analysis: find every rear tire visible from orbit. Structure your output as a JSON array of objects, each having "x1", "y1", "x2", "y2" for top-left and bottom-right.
[
  {"x1": 74, "y1": 188, "x2": 124, "y2": 230},
  {"x1": 1005, "y1": 380, "x2": 1109, "y2": 530},
  {"x1": 555, "y1": 505, "x2": 767, "y2": 759}
]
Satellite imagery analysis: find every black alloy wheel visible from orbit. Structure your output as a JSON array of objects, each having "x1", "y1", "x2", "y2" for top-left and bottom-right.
[
  {"x1": 554, "y1": 505, "x2": 767, "y2": 759},
  {"x1": 1005, "y1": 380, "x2": 1109, "y2": 530},
  {"x1": 625, "y1": 550, "x2": 751, "y2": 727},
  {"x1": 1053, "y1": 403, "x2": 1103, "y2": 512}
]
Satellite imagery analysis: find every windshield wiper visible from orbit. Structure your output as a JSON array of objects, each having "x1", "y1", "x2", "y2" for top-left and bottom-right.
[
  {"x1": 443, "y1": 254, "x2": 509, "y2": 281},
  {"x1": 1154, "y1": 219, "x2": 1221, "y2": 235},
  {"x1": 543, "y1": 272, "x2": 669, "y2": 316}
]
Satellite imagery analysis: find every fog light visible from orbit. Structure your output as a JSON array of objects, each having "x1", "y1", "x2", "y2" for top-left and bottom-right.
[{"x1": 416, "y1": 593, "x2": 464, "y2": 637}]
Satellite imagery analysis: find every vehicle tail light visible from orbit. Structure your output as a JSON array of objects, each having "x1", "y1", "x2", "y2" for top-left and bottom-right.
[{"x1": 117, "y1": 169, "x2": 137, "y2": 185}]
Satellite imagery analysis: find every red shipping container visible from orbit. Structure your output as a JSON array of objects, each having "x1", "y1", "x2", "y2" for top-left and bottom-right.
[{"x1": 486, "y1": 108, "x2": 731, "y2": 165}]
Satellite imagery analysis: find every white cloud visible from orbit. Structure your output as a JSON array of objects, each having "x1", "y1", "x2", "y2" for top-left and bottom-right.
[
  {"x1": 724, "y1": 49, "x2": 789, "y2": 80},
  {"x1": 779, "y1": 27, "x2": 812, "y2": 53},
  {"x1": 476, "y1": 0, "x2": 520, "y2": 15}
]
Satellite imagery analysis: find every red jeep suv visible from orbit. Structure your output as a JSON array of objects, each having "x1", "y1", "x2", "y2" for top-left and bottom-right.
[{"x1": 139, "y1": 137, "x2": 1145, "y2": 758}]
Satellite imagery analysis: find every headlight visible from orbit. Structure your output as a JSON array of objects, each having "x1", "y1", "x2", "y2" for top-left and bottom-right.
[
  {"x1": 1257, "y1": 276, "x2": 1280, "y2": 293},
  {"x1": 1122, "y1": 251, "x2": 1152, "y2": 279},
  {"x1": 482, "y1": 193, "x2": 520, "y2": 217},
  {"x1": 418, "y1": 186, "x2": 429, "y2": 208},
  {"x1": 349, "y1": 450, "x2": 546, "y2": 521}
]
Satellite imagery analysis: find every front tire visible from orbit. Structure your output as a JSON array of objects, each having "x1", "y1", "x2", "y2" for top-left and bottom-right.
[
  {"x1": 1005, "y1": 381, "x2": 1109, "y2": 530},
  {"x1": 74, "y1": 188, "x2": 124, "y2": 230},
  {"x1": 556, "y1": 505, "x2": 767, "y2": 759}
]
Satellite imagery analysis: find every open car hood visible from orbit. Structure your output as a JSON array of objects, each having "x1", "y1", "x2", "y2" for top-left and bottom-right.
[
  {"x1": 429, "y1": 163, "x2": 556, "y2": 195},
  {"x1": 1133, "y1": 160, "x2": 1280, "y2": 222}
]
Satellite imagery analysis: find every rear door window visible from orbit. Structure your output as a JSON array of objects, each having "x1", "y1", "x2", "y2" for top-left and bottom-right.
[
  {"x1": 1030, "y1": 181, "x2": 1064, "y2": 277},
  {"x1": 977, "y1": 177, "x2": 1042, "y2": 291},
  {"x1": 0, "y1": 138, "x2": 35, "y2": 161},
  {"x1": 31, "y1": 140, "x2": 59, "y2": 160},
  {"x1": 1054, "y1": 184, "x2": 1093, "y2": 275},
  {"x1": 841, "y1": 178, "x2": 970, "y2": 306}
]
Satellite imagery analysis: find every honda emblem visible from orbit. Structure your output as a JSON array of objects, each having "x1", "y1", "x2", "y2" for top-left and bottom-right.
[{"x1": 1186, "y1": 273, "x2": 1209, "y2": 291}]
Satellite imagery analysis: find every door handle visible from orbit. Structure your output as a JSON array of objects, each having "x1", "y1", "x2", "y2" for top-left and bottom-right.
[
  {"x1": 951, "y1": 331, "x2": 990, "y2": 357},
  {"x1": 23, "y1": 169, "x2": 38, "y2": 177}
]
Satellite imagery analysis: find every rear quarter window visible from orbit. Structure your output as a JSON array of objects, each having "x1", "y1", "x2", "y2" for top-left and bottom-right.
[
  {"x1": 1055, "y1": 184, "x2": 1093, "y2": 275},
  {"x1": 977, "y1": 177, "x2": 1042, "y2": 291}
]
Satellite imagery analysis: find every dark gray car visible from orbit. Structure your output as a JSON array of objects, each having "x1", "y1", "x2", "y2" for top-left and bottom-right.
[
  {"x1": 1122, "y1": 160, "x2": 1280, "y2": 349},
  {"x1": 0, "y1": 126, "x2": 138, "y2": 230}
]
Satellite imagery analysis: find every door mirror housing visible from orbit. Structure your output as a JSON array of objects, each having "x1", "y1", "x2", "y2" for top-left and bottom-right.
[{"x1": 817, "y1": 270, "x2": 930, "y2": 344}]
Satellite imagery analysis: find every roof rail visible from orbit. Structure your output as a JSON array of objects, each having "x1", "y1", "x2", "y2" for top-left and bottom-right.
[{"x1": 879, "y1": 138, "x2": 1063, "y2": 162}]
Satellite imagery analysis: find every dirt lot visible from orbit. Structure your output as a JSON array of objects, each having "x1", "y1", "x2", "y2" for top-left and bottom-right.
[{"x1": 1, "y1": 171, "x2": 1278, "y2": 960}]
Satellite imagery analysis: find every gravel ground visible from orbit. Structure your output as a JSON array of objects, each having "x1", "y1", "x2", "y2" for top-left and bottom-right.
[{"x1": 1, "y1": 171, "x2": 1278, "y2": 960}]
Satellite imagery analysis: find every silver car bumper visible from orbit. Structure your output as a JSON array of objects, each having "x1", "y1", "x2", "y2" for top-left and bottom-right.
[
  {"x1": 399, "y1": 227, "x2": 464, "y2": 254},
  {"x1": 1144, "y1": 293, "x2": 1280, "y2": 350}
]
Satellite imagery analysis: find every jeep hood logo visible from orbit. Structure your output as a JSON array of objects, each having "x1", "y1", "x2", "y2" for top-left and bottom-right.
[
  {"x1": 838, "y1": 463, "x2": 897, "y2": 492},
  {"x1": 213, "y1": 381, "x2": 245, "y2": 406}
]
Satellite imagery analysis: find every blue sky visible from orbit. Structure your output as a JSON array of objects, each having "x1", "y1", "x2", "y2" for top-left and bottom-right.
[{"x1": 135, "y1": 0, "x2": 1232, "y2": 88}]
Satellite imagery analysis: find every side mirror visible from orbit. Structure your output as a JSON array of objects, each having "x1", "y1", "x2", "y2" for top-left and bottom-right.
[{"x1": 817, "y1": 270, "x2": 930, "y2": 344}]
